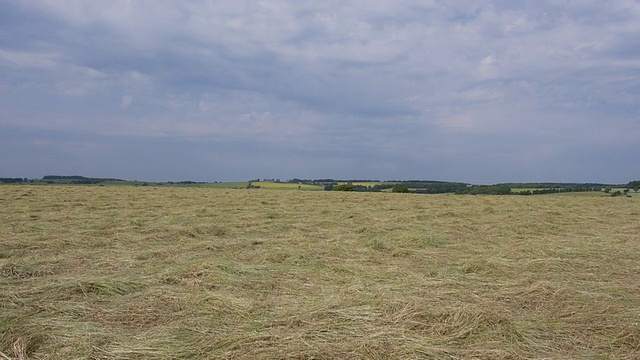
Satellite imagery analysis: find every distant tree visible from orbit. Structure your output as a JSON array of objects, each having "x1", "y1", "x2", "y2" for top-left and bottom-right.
[
  {"x1": 324, "y1": 184, "x2": 334, "y2": 191},
  {"x1": 0, "y1": 178, "x2": 25, "y2": 183},
  {"x1": 611, "y1": 190, "x2": 623, "y2": 197},
  {"x1": 626, "y1": 180, "x2": 640, "y2": 193},
  {"x1": 391, "y1": 184, "x2": 410, "y2": 193},
  {"x1": 334, "y1": 184, "x2": 354, "y2": 191},
  {"x1": 604, "y1": 187, "x2": 611, "y2": 193}
]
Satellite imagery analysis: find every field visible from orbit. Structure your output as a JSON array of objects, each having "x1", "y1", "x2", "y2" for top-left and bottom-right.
[
  {"x1": 1, "y1": 185, "x2": 639, "y2": 359},
  {"x1": 346, "y1": 182, "x2": 386, "y2": 187},
  {"x1": 189, "y1": 182, "x2": 249, "y2": 189},
  {"x1": 251, "y1": 182, "x2": 324, "y2": 191}
]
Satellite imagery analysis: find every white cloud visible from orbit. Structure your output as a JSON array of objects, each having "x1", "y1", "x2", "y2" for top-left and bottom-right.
[
  {"x1": 121, "y1": 95, "x2": 133, "y2": 109},
  {"x1": 478, "y1": 54, "x2": 499, "y2": 79},
  {"x1": 464, "y1": 88, "x2": 503, "y2": 102},
  {"x1": 0, "y1": 49, "x2": 60, "y2": 69}
]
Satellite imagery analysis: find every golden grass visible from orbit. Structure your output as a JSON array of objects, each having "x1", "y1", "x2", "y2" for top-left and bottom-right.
[{"x1": 1, "y1": 185, "x2": 639, "y2": 359}]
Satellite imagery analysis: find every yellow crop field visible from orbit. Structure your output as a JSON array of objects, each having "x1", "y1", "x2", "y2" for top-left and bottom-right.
[
  {"x1": 1, "y1": 185, "x2": 639, "y2": 359},
  {"x1": 347, "y1": 182, "x2": 386, "y2": 187}
]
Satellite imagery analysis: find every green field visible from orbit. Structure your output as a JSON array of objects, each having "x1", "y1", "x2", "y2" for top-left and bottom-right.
[
  {"x1": 187, "y1": 182, "x2": 249, "y2": 189},
  {"x1": 1, "y1": 186, "x2": 639, "y2": 358},
  {"x1": 252, "y1": 182, "x2": 324, "y2": 190}
]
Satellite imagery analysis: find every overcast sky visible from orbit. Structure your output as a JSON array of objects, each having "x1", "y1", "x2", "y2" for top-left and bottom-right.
[{"x1": 1, "y1": 1, "x2": 639, "y2": 183}]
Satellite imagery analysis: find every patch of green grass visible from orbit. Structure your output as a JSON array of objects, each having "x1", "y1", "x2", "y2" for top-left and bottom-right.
[
  {"x1": 252, "y1": 182, "x2": 324, "y2": 190},
  {"x1": 177, "y1": 182, "x2": 249, "y2": 189}
]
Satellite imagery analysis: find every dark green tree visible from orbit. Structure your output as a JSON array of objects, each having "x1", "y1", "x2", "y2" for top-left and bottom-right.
[
  {"x1": 391, "y1": 184, "x2": 410, "y2": 193},
  {"x1": 334, "y1": 184, "x2": 354, "y2": 191}
]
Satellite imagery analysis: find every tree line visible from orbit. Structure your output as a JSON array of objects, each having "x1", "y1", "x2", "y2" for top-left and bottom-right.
[
  {"x1": 0, "y1": 178, "x2": 27, "y2": 183},
  {"x1": 326, "y1": 181, "x2": 469, "y2": 194},
  {"x1": 2, "y1": 175, "x2": 638, "y2": 195}
]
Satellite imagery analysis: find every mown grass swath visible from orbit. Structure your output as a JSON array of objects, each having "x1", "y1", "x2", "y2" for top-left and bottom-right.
[{"x1": 1, "y1": 185, "x2": 639, "y2": 359}]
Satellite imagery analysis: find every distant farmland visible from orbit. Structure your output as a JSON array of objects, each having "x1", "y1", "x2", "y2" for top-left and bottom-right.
[
  {"x1": 251, "y1": 182, "x2": 324, "y2": 190},
  {"x1": 1, "y1": 185, "x2": 639, "y2": 359}
]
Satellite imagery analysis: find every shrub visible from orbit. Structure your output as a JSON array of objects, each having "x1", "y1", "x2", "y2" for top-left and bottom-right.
[
  {"x1": 391, "y1": 184, "x2": 410, "y2": 193},
  {"x1": 334, "y1": 184, "x2": 354, "y2": 191}
]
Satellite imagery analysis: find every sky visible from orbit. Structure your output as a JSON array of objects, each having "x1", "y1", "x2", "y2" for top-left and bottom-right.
[{"x1": 1, "y1": 1, "x2": 639, "y2": 183}]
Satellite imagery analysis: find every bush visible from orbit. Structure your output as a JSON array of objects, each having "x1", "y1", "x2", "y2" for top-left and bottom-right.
[
  {"x1": 391, "y1": 184, "x2": 410, "y2": 193},
  {"x1": 334, "y1": 184, "x2": 354, "y2": 191}
]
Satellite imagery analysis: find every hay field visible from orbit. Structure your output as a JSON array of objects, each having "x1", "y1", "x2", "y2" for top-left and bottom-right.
[{"x1": 1, "y1": 185, "x2": 639, "y2": 359}]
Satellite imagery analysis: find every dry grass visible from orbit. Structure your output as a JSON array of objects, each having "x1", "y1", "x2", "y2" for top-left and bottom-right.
[{"x1": 1, "y1": 185, "x2": 639, "y2": 359}]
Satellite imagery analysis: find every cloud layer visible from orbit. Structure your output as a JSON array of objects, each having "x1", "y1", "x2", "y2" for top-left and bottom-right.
[{"x1": 1, "y1": 0, "x2": 639, "y2": 182}]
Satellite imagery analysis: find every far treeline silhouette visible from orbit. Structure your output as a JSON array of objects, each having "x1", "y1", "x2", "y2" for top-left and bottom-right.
[
  {"x1": 42, "y1": 175, "x2": 126, "y2": 184},
  {"x1": 1, "y1": 176, "x2": 638, "y2": 196},
  {"x1": 0, "y1": 175, "x2": 127, "y2": 185}
]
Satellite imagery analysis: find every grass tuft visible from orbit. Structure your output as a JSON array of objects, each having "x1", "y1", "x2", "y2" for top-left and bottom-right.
[{"x1": 73, "y1": 280, "x2": 146, "y2": 296}]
